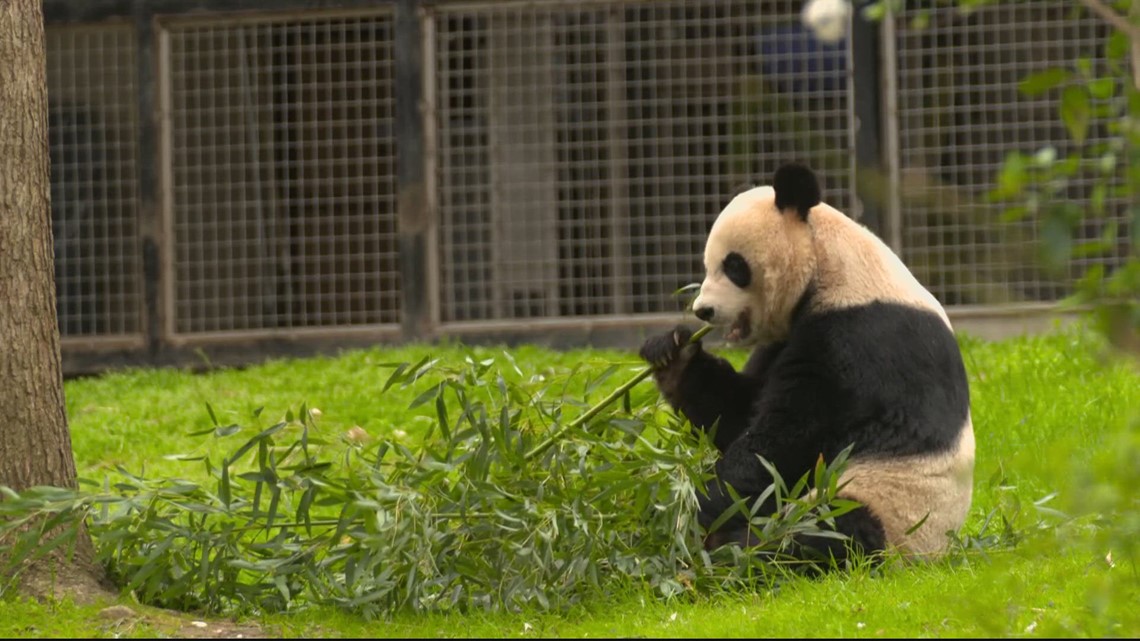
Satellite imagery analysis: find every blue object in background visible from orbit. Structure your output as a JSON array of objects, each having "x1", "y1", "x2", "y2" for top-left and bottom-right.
[{"x1": 756, "y1": 24, "x2": 847, "y2": 94}]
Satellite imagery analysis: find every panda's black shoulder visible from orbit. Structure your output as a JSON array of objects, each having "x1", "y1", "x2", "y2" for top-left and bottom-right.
[{"x1": 776, "y1": 301, "x2": 970, "y2": 457}]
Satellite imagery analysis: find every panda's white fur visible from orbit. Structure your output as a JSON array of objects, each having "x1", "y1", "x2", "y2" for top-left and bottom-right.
[
  {"x1": 692, "y1": 185, "x2": 950, "y2": 347},
  {"x1": 641, "y1": 164, "x2": 975, "y2": 560}
]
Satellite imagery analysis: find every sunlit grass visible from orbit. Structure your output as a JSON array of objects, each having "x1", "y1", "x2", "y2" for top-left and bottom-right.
[{"x1": 15, "y1": 324, "x2": 1137, "y2": 637}]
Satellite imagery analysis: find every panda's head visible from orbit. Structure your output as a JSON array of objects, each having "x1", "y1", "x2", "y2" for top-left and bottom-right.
[
  {"x1": 691, "y1": 163, "x2": 949, "y2": 346},
  {"x1": 691, "y1": 163, "x2": 822, "y2": 346}
]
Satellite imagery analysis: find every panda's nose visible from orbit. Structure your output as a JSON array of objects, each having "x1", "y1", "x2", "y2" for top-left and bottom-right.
[{"x1": 694, "y1": 306, "x2": 714, "y2": 322}]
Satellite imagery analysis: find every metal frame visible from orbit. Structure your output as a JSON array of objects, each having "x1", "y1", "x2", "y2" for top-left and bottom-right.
[
  {"x1": 881, "y1": 10, "x2": 902, "y2": 255},
  {"x1": 421, "y1": 6, "x2": 444, "y2": 331},
  {"x1": 46, "y1": 20, "x2": 148, "y2": 347},
  {"x1": 43, "y1": 0, "x2": 1086, "y2": 376},
  {"x1": 157, "y1": 4, "x2": 404, "y2": 340},
  {"x1": 430, "y1": 0, "x2": 858, "y2": 327}
]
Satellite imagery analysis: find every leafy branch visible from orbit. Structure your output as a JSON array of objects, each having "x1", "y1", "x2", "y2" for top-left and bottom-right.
[{"x1": 0, "y1": 349, "x2": 873, "y2": 616}]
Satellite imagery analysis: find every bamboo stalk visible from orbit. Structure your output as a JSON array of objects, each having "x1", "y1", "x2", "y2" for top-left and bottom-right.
[{"x1": 522, "y1": 324, "x2": 714, "y2": 462}]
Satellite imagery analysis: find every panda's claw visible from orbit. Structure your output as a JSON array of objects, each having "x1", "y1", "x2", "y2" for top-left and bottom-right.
[{"x1": 639, "y1": 325, "x2": 700, "y2": 372}]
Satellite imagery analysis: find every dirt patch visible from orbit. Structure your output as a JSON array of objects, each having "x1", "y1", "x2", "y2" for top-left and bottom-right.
[
  {"x1": 97, "y1": 605, "x2": 272, "y2": 639},
  {"x1": 16, "y1": 558, "x2": 116, "y2": 605}
]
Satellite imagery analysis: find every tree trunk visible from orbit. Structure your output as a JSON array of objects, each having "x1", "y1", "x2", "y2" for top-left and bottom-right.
[{"x1": 0, "y1": 0, "x2": 107, "y2": 598}]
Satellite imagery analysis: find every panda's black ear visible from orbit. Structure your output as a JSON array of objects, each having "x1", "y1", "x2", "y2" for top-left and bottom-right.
[{"x1": 773, "y1": 163, "x2": 821, "y2": 220}]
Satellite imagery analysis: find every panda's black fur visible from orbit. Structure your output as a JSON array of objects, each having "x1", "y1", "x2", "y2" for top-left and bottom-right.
[
  {"x1": 639, "y1": 163, "x2": 974, "y2": 564},
  {"x1": 773, "y1": 162, "x2": 821, "y2": 219}
]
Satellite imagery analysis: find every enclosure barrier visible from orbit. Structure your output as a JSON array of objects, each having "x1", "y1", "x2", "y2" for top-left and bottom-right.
[{"x1": 43, "y1": 0, "x2": 1115, "y2": 374}]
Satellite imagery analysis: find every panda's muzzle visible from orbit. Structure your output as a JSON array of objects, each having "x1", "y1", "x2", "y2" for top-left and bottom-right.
[
  {"x1": 692, "y1": 305, "x2": 751, "y2": 342},
  {"x1": 725, "y1": 309, "x2": 752, "y2": 343}
]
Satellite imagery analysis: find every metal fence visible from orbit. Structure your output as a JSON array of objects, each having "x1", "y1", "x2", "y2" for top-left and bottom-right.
[
  {"x1": 894, "y1": 2, "x2": 1119, "y2": 307},
  {"x1": 42, "y1": 0, "x2": 1125, "y2": 374},
  {"x1": 46, "y1": 23, "x2": 143, "y2": 344},
  {"x1": 164, "y1": 12, "x2": 401, "y2": 335},
  {"x1": 432, "y1": 0, "x2": 853, "y2": 325}
]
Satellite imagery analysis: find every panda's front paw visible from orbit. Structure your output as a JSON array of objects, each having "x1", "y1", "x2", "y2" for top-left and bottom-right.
[{"x1": 639, "y1": 325, "x2": 700, "y2": 371}]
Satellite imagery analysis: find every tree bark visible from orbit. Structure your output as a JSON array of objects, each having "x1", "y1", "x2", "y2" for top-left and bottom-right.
[{"x1": 0, "y1": 0, "x2": 107, "y2": 598}]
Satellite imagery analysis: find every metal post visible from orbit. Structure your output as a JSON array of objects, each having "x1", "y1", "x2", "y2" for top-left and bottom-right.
[
  {"x1": 395, "y1": 0, "x2": 433, "y2": 339},
  {"x1": 851, "y1": 4, "x2": 884, "y2": 237},
  {"x1": 134, "y1": 3, "x2": 165, "y2": 357},
  {"x1": 881, "y1": 11, "x2": 902, "y2": 256}
]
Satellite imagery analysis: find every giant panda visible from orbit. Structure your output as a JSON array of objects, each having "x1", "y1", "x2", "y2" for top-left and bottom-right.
[{"x1": 639, "y1": 162, "x2": 974, "y2": 563}]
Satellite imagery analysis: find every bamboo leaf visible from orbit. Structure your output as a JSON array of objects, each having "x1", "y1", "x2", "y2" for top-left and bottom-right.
[
  {"x1": 297, "y1": 484, "x2": 316, "y2": 536},
  {"x1": 219, "y1": 458, "x2": 232, "y2": 509},
  {"x1": 215, "y1": 424, "x2": 241, "y2": 438},
  {"x1": 1018, "y1": 68, "x2": 1071, "y2": 96},
  {"x1": 436, "y1": 394, "x2": 451, "y2": 441},
  {"x1": 904, "y1": 512, "x2": 932, "y2": 536},
  {"x1": 381, "y1": 362, "x2": 410, "y2": 394},
  {"x1": 408, "y1": 383, "x2": 443, "y2": 410},
  {"x1": 205, "y1": 402, "x2": 220, "y2": 427},
  {"x1": 1059, "y1": 85, "x2": 1090, "y2": 144}
]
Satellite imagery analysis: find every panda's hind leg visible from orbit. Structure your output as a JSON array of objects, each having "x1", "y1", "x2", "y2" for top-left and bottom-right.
[
  {"x1": 704, "y1": 506, "x2": 888, "y2": 571},
  {"x1": 789, "y1": 506, "x2": 887, "y2": 569}
]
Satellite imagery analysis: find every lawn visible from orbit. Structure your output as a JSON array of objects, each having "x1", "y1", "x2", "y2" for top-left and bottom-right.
[{"x1": 3, "y1": 325, "x2": 1139, "y2": 638}]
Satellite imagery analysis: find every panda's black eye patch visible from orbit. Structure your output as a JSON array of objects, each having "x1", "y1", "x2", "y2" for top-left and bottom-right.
[{"x1": 722, "y1": 252, "x2": 752, "y2": 288}]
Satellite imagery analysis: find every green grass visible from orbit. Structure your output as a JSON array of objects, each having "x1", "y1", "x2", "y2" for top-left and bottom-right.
[{"x1": 6, "y1": 326, "x2": 1139, "y2": 637}]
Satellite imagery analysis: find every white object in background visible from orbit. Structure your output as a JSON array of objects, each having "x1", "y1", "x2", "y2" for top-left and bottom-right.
[{"x1": 802, "y1": 0, "x2": 852, "y2": 43}]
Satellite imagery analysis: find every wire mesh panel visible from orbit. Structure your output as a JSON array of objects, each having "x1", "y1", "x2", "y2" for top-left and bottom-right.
[
  {"x1": 46, "y1": 25, "x2": 142, "y2": 338},
  {"x1": 896, "y1": 3, "x2": 1121, "y2": 307},
  {"x1": 434, "y1": 0, "x2": 854, "y2": 323},
  {"x1": 165, "y1": 12, "x2": 399, "y2": 334}
]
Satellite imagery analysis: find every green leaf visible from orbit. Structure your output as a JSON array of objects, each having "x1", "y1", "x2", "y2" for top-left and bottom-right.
[
  {"x1": 436, "y1": 394, "x2": 451, "y2": 441},
  {"x1": 1107, "y1": 31, "x2": 1131, "y2": 60},
  {"x1": 1091, "y1": 183, "x2": 1108, "y2": 216},
  {"x1": 671, "y1": 282, "x2": 701, "y2": 298},
  {"x1": 205, "y1": 402, "x2": 219, "y2": 427},
  {"x1": 1098, "y1": 152, "x2": 1118, "y2": 174},
  {"x1": 1056, "y1": 154, "x2": 1081, "y2": 176},
  {"x1": 1018, "y1": 68, "x2": 1071, "y2": 96},
  {"x1": 584, "y1": 365, "x2": 620, "y2": 397},
  {"x1": 705, "y1": 486, "x2": 747, "y2": 535},
  {"x1": 999, "y1": 205, "x2": 1030, "y2": 224},
  {"x1": 266, "y1": 486, "x2": 281, "y2": 530},
  {"x1": 909, "y1": 9, "x2": 930, "y2": 30},
  {"x1": 408, "y1": 382, "x2": 442, "y2": 410},
  {"x1": 904, "y1": 512, "x2": 932, "y2": 536},
  {"x1": 219, "y1": 458, "x2": 232, "y2": 509},
  {"x1": 992, "y1": 152, "x2": 1029, "y2": 200},
  {"x1": 228, "y1": 422, "x2": 287, "y2": 464},
  {"x1": 812, "y1": 453, "x2": 827, "y2": 494},
  {"x1": 1041, "y1": 210, "x2": 1074, "y2": 270},
  {"x1": 861, "y1": 1, "x2": 887, "y2": 21},
  {"x1": 381, "y1": 362, "x2": 410, "y2": 394},
  {"x1": 162, "y1": 453, "x2": 207, "y2": 462},
  {"x1": 1059, "y1": 85, "x2": 1091, "y2": 144},
  {"x1": 297, "y1": 484, "x2": 315, "y2": 535},
  {"x1": 1088, "y1": 77, "x2": 1116, "y2": 100},
  {"x1": 1075, "y1": 57, "x2": 1092, "y2": 79}
]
